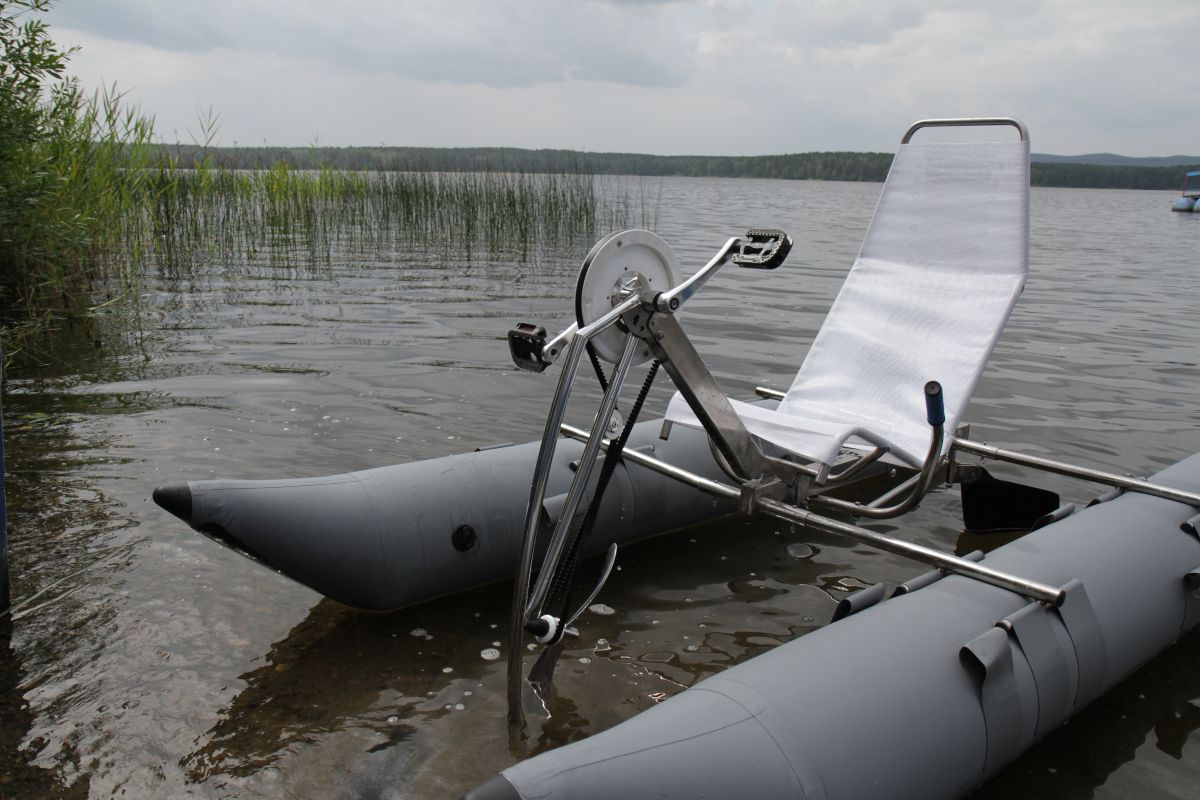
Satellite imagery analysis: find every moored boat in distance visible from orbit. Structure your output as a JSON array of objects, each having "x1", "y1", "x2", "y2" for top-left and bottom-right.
[{"x1": 1171, "y1": 169, "x2": 1200, "y2": 211}]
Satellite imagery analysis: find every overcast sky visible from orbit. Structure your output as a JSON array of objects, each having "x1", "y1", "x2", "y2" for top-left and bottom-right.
[{"x1": 44, "y1": 0, "x2": 1199, "y2": 156}]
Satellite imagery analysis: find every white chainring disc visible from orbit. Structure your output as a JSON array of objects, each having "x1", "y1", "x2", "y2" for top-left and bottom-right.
[{"x1": 575, "y1": 229, "x2": 680, "y2": 364}]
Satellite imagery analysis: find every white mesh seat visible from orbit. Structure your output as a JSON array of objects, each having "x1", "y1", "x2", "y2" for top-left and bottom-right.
[{"x1": 666, "y1": 135, "x2": 1030, "y2": 470}]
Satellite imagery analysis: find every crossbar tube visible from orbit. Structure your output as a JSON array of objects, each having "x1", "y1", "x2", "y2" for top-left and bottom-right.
[
  {"x1": 954, "y1": 438, "x2": 1200, "y2": 509},
  {"x1": 560, "y1": 424, "x2": 1065, "y2": 606}
]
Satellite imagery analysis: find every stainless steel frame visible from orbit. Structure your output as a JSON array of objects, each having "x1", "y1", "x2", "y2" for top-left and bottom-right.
[
  {"x1": 559, "y1": 424, "x2": 1064, "y2": 606},
  {"x1": 505, "y1": 223, "x2": 1049, "y2": 728},
  {"x1": 504, "y1": 116, "x2": 1200, "y2": 739},
  {"x1": 506, "y1": 294, "x2": 641, "y2": 724},
  {"x1": 901, "y1": 116, "x2": 1029, "y2": 144},
  {"x1": 951, "y1": 437, "x2": 1200, "y2": 508}
]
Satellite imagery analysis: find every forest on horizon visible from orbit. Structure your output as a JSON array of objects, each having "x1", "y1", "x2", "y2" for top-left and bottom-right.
[{"x1": 153, "y1": 144, "x2": 1198, "y2": 191}]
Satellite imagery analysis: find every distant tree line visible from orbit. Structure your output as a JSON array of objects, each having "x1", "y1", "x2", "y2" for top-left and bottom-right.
[
  {"x1": 151, "y1": 144, "x2": 1198, "y2": 191},
  {"x1": 1030, "y1": 162, "x2": 1196, "y2": 190}
]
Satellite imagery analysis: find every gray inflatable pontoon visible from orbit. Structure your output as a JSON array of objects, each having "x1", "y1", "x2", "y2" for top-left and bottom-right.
[
  {"x1": 466, "y1": 453, "x2": 1200, "y2": 800},
  {"x1": 152, "y1": 410, "x2": 750, "y2": 610}
]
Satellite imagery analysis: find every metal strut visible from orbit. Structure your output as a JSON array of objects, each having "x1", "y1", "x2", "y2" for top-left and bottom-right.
[
  {"x1": 506, "y1": 295, "x2": 640, "y2": 725},
  {"x1": 952, "y1": 438, "x2": 1200, "y2": 509}
]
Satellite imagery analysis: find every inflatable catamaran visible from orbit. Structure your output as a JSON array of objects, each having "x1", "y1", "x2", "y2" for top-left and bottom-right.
[{"x1": 155, "y1": 119, "x2": 1200, "y2": 800}]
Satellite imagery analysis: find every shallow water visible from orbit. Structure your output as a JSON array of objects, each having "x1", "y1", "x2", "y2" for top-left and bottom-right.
[{"x1": 3, "y1": 178, "x2": 1200, "y2": 798}]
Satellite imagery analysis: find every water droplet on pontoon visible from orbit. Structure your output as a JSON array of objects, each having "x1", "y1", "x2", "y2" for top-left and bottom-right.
[
  {"x1": 410, "y1": 628, "x2": 427, "y2": 638},
  {"x1": 480, "y1": 648, "x2": 501, "y2": 661},
  {"x1": 589, "y1": 603, "x2": 616, "y2": 616},
  {"x1": 787, "y1": 543, "x2": 814, "y2": 559}
]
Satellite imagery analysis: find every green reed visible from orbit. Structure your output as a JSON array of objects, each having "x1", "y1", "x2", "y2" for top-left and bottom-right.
[
  {"x1": 127, "y1": 162, "x2": 616, "y2": 275},
  {"x1": 0, "y1": 78, "x2": 162, "y2": 367}
]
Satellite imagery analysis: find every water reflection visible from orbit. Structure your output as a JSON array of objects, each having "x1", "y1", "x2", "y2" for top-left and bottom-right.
[
  {"x1": 179, "y1": 586, "x2": 513, "y2": 782},
  {"x1": 179, "y1": 512, "x2": 857, "y2": 787},
  {"x1": 0, "y1": 619, "x2": 84, "y2": 799}
]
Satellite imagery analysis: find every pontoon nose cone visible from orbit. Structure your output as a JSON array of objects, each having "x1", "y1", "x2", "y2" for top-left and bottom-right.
[
  {"x1": 153, "y1": 482, "x2": 193, "y2": 523},
  {"x1": 461, "y1": 775, "x2": 520, "y2": 800}
]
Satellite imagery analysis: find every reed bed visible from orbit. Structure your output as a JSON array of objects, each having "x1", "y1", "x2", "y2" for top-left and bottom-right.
[
  {"x1": 1, "y1": 2, "x2": 640, "y2": 367},
  {"x1": 127, "y1": 163, "x2": 616, "y2": 275}
]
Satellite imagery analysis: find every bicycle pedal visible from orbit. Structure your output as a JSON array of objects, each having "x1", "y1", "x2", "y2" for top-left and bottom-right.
[
  {"x1": 733, "y1": 228, "x2": 792, "y2": 270},
  {"x1": 508, "y1": 323, "x2": 550, "y2": 372}
]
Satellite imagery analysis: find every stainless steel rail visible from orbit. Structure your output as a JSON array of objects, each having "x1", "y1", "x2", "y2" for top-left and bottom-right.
[
  {"x1": 901, "y1": 116, "x2": 1029, "y2": 143},
  {"x1": 560, "y1": 424, "x2": 1066, "y2": 606},
  {"x1": 506, "y1": 294, "x2": 641, "y2": 725},
  {"x1": 953, "y1": 437, "x2": 1200, "y2": 508}
]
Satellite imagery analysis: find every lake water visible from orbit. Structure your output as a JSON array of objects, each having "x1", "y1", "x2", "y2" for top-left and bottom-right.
[{"x1": 3, "y1": 177, "x2": 1200, "y2": 798}]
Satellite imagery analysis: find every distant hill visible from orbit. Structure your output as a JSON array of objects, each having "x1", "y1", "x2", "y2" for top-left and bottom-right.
[
  {"x1": 152, "y1": 144, "x2": 1199, "y2": 191},
  {"x1": 1032, "y1": 152, "x2": 1200, "y2": 168}
]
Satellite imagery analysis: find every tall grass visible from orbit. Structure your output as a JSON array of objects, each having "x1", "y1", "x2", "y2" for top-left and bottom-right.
[
  {"x1": 0, "y1": 81, "x2": 158, "y2": 366},
  {"x1": 1, "y1": 84, "x2": 155, "y2": 300},
  {"x1": 133, "y1": 163, "x2": 609, "y2": 273}
]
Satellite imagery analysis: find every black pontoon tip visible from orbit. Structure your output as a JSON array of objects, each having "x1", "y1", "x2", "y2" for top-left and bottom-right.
[
  {"x1": 461, "y1": 775, "x2": 520, "y2": 800},
  {"x1": 152, "y1": 482, "x2": 193, "y2": 524}
]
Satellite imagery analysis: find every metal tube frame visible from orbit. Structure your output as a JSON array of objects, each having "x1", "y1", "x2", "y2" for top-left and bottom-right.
[
  {"x1": 524, "y1": 333, "x2": 639, "y2": 617},
  {"x1": 642, "y1": 312, "x2": 773, "y2": 481},
  {"x1": 507, "y1": 294, "x2": 641, "y2": 726},
  {"x1": 901, "y1": 116, "x2": 1030, "y2": 144},
  {"x1": 812, "y1": 425, "x2": 945, "y2": 520},
  {"x1": 952, "y1": 437, "x2": 1200, "y2": 509},
  {"x1": 750, "y1": 385, "x2": 941, "y2": 515},
  {"x1": 559, "y1": 424, "x2": 1065, "y2": 606}
]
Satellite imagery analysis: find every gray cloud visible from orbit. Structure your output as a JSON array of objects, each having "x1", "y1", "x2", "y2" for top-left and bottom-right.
[
  {"x1": 46, "y1": 0, "x2": 1200, "y2": 155},
  {"x1": 50, "y1": 0, "x2": 694, "y2": 89}
]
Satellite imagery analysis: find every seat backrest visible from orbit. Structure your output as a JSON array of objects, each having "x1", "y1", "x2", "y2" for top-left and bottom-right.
[{"x1": 777, "y1": 135, "x2": 1029, "y2": 465}]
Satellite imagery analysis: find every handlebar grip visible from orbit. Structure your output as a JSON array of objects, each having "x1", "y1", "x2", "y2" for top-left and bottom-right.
[{"x1": 924, "y1": 381, "x2": 945, "y2": 427}]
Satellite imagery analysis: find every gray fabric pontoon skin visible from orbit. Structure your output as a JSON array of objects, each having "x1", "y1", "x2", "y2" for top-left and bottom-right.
[
  {"x1": 465, "y1": 453, "x2": 1200, "y2": 800},
  {"x1": 154, "y1": 410, "x2": 749, "y2": 610}
]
